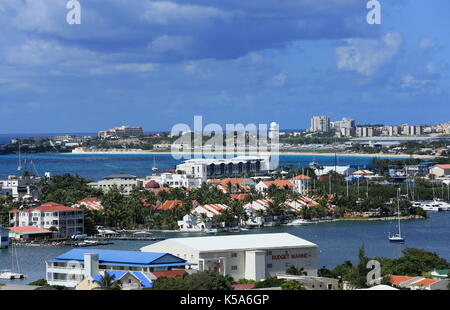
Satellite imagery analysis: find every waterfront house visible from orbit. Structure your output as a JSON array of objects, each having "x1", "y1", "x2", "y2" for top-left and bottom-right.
[
  {"x1": 178, "y1": 204, "x2": 229, "y2": 231},
  {"x1": 8, "y1": 226, "x2": 53, "y2": 240},
  {"x1": 8, "y1": 202, "x2": 84, "y2": 238},
  {"x1": 46, "y1": 249, "x2": 192, "y2": 287}
]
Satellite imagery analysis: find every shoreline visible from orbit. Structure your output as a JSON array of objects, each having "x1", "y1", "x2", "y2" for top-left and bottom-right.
[{"x1": 59, "y1": 151, "x2": 435, "y2": 159}]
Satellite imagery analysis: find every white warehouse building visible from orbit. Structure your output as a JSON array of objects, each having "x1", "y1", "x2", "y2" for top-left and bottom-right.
[{"x1": 140, "y1": 233, "x2": 317, "y2": 281}]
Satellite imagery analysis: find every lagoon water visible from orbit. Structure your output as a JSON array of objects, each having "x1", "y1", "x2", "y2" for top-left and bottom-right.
[
  {"x1": 0, "y1": 153, "x2": 396, "y2": 181},
  {"x1": 0, "y1": 153, "x2": 448, "y2": 285},
  {"x1": 1, "y1": 212, "x2": 449, "y2": 285}
]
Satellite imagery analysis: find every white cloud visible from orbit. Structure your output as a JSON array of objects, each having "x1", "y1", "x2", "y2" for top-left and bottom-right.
[
  {"x1": 401, "y1": 75, "x2": 431, "y2": 89},
  {"x1": 142, "y1": 1, "x2": 230, "y2": 25},
  {"x1": 148, "y1": 35, "x2": 192, "y2": 52},
  {"x1": 336, "y1": 33, "x2": 403, "y2": 76},
  {"x1": 271, "y1": 73, "x2": 287, "y2": 87},
  {"x1": 419, "y1": 37, "x2": 435, "y2": 49}
]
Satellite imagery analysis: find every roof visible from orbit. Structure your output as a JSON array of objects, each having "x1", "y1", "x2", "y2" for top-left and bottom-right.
[
  {"x1": 232, "y1": 284, "x2": 256, "y2": 290},
  {"x1": 230, "y1": 194, "x2": 248, "y2": 200},
  {"x1": 8, "y1": 226, "x2": 52, "y2": 234},
  {"x1": 389, "y1": 275, "x2": 415, "y2": 286},
  {"x1": 262, "y1": 180, "x2": 294, "y2": 188},
  {"x1": 75, "y1": 198, "x2": 103, "y2": 211},
  {"x1": 435, "y1": 164, "x2": 450, "y2": 169},
  {"x1": 141, "y1": 233, "x2": 317, "y2": 253},
  {"x1": 145, "y1": 181, "x2": 160, "y2": 189},
  {"x1": 151, "y1": 270, "x2": 187, "y2": 278},
  {"x1": 358, "y1": 285, "x2": 398, "y2": 290},
  {"x1": 292, "y1": 175, "x2": 311, "y2": 180},
  {"x1": 52, "y1": 249, "x2": 188, "y2": 267},
  {"x1": 18, "y1": 202, "x2": 75, "y2": 212},
  {"x1": 155, "y1": 200, "x2": 183, "y2": 211},
  {"x1": 411, "y1": 278, "x2": 440, "y2": 287}
]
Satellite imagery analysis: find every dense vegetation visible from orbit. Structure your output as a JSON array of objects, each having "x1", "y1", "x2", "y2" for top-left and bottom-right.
[{"x1": 318, "y1": 245, "x2": 450, "y2": 289}]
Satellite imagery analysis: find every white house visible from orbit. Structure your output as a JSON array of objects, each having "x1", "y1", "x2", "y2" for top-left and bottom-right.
[
  {"x1": 290, "y1": 175, "x2": 312, "y2": 194},
  {"x1": 177, "y1": 204, "x2": 229, "y2": 231},
  {"x1": 430, "y1": 164, "x2": 450, "y2": 177},
  {"x1": 140, "y1": 233, "x2": 318, "y2": 282}
]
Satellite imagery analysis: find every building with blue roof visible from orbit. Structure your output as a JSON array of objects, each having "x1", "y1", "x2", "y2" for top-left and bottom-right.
[{"x1": 46, "y1": 248, "x2": 192, "y2": 288}]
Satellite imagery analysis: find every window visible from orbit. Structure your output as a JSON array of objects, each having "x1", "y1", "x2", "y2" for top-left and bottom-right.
[
  {"x1": 267, "y1": 251, "x2": 272, "y2": 256},
  {"x1": 231, "y1": 253, "x2": 237, "y2": 258},
  {"x1": 267, "y1": 264, "x2": 272, "y2": 269},
  {"x1": 231, "y1": 266, "x2": 237, "y2": 271}
]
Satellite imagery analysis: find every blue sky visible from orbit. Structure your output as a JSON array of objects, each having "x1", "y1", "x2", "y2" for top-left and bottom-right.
[{"x1": 0, "y1": 0, "x2": 449, "y2": 134}]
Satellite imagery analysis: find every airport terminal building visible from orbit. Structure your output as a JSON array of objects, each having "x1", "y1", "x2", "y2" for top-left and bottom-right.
[{"x1": 140, "y1": 233, "x2": 317, "y2": 281}]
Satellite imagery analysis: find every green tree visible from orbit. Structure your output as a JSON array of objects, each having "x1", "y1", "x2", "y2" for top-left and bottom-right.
[
  {"x1": 281, "y1": 280, "x2": 306, "y2": 290},
  {"x1": 93, "y1": 272, "x2": 122, "y2": 290}
]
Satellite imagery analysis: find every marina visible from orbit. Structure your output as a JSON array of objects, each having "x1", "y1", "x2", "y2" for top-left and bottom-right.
[{"x1": 1, "y1": 212, "x2": 449, "y2": 285}]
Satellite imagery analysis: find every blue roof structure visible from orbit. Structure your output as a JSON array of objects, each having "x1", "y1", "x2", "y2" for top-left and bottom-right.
[
  {"x1": 51, "y1": 249, "x2": 189, "y2": 267},
  {"x1": 92, "y1": 271, "x2": 152, "y2": 288}
]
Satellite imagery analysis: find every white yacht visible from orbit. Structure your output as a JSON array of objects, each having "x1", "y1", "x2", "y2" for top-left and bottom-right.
[
  {"x1": 286, "y1": 218, "x2": 311, "y2": 226},
  {"x1": 421, "y1": 202, "x2": 443, "y2": 212},
  {"x1": 432, "y1": 199, "x2": 450, "y2": 211}
]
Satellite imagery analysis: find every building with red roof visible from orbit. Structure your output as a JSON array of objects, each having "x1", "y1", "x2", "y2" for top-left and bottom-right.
[
  {"x1": 389, "y1": 275, "x2": 449, "y2": 290},
  {"x1": 8, "y1": 226, "x2": 53, "y2": 240},
  {"x1": 73, "y1": 198, "x2": 104, "y2": 211},
  {"x1": 9, "y1": 202, "x2": 84, "y2": 238},
  {"x1": 430, "y1": 164, "x2": 450, "y2": 177}
]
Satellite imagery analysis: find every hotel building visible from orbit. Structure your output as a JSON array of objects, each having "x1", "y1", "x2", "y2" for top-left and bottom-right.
[{"x1": 9, "y1": 202, "x2": 84, "y2": 238}]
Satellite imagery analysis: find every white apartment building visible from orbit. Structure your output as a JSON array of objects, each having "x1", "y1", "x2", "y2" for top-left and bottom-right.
[
  {"x1": 141, "y1": 233, "x2": 318, "y2": 282},
  {"x1": 98, "y1": 126, "x2": 143, "y2": 138},
  {"x1": 146, "y1": 173, "x2": 203, "y2": 189},
  {"x1": 9, "y1": 202, "x2": 84, "y2": 238},
  {"x1": 88, "y1": 174, "x2": 143, "y2": 195},
  {"x1": 175, "y1": 156, "x2": 272, "y2": 181},
  {"x1": 0, "y1": 175, "x2": 41, "y2": 201}
]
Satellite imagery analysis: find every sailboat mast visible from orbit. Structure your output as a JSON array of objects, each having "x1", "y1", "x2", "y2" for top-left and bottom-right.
[{"x1": 397, "y1": 188, "x2": 401, "y2": 236}]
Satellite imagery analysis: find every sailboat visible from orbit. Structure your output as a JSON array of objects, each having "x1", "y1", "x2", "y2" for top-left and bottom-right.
[
  {"x1": 17, "y1": 142, "x2": 22, "y2": 171},
  {"x1": 389, "y1": 188, "x2": 405, "y2": 243},
  {"x1": 151, "y1": 155, "x2": 158, "y2": 173},
  {"x1": 0, "y1": 241, "x2": 27, "y2": 280}
]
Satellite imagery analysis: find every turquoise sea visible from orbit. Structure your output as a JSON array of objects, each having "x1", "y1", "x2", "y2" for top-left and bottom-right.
[{"x1": 0, "y1": 153, "x2": 392, "y2": 181}]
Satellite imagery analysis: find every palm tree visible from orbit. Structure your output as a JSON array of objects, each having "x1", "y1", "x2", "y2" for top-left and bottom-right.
[{"x1": 94, "y1": 272, "x2": 122, "y2": 290}]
